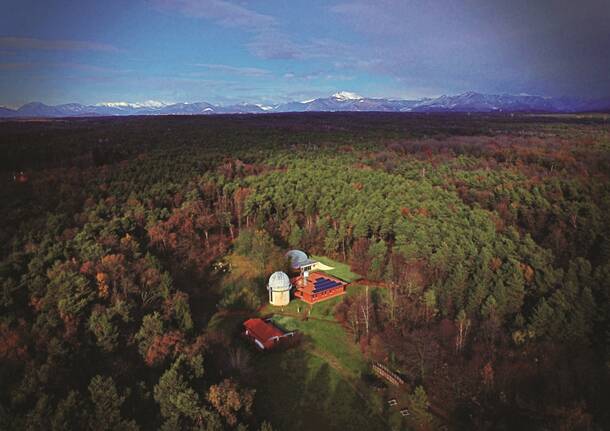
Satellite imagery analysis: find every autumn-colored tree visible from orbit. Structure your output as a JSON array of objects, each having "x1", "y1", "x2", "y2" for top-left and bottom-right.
[
  {"x1": 207, "y1": 378, "x2": 255, "y2": 427},
  {"x1": 135, "y1": 312, "x2": 164, "y2": 360},
  {"x1": 145, "y1": 331, "x2": 184, "y2": 366}
]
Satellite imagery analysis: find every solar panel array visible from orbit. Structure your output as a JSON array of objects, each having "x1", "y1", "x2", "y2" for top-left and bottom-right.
[{"x1": 313, "y1": 277, "x2": 342, "y2": 293}]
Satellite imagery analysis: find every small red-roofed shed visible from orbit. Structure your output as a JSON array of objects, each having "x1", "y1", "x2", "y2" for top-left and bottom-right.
[{"x1": 243, "y1": 318, "x2": 293, "y2": 350}]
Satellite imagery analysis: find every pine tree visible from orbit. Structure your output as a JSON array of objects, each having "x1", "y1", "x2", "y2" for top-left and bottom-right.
[
  {"x1": 409, "y1": 386, "x2": 435, "y2": 431},
  {"x1": 87, "y1": 376, "x2": 138, "y2": 431}
]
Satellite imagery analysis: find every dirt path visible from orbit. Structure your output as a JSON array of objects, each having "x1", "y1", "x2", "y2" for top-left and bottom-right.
[
  {"x1": 270, "y1": 310, "x2": 342, "y2": 324},
  {"x1": 357, "y1": 279, "x2": 391, "y2": 288}
]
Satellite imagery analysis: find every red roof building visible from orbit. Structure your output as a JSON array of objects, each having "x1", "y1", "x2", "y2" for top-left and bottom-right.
[
  {"x1": 243, "y1": 318, "x2": 294, "y2": 350},
  {"x1": 13, "y1": 172, "x2": 29, "y2": 183},
  {"x1": 293, "y1": 271, "x2": 347, "y2": 304}
]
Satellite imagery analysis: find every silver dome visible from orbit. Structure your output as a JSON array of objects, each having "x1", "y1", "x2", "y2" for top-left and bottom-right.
[
  {"x1": 268, "y1": 271, "x2": 291, "y2": 292},
  {"x1": 286, "y1": 250, "x2": 315, "y2": 269}
]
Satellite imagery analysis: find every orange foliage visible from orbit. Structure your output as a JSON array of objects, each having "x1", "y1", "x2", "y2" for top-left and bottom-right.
[
  {"x1": 80, "y1": 260, "x2": 94, "y2": 275},
  {"x1": 520, "y1": 263, "x2": 535, "y2": 284},
  {"x1": 417, "y1": 207, "x2": 430, "y2": 217},
  {"x1": 96, "y1": 272, "x2": 110, "y2": 298},
  {"x1": 145, "y1": 331, "x2": 184, "y2": 366},
  {"x1": 29, "y1": 296, "x2": 43, "y2": 312},
  {"x1": 490, "y1": 257, "x2": 502, "y2": 272},
  {"x1": 0, "y1": 324, "x2": 28, "y2": 361},
  {"x1": 207, "y1": 378, "x2": 254, "y2": 426}
]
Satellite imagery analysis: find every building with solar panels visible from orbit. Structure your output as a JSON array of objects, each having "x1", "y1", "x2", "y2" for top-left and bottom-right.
[
  {"x1": 267, "y1": 271, "x2": 292, "y2": 306},
  {"x1": 284, "y1": 250, "x2": 348, "y2": 304},
  {"x1": 293, "y1": 271, "x2": 347, "y2": 304}
]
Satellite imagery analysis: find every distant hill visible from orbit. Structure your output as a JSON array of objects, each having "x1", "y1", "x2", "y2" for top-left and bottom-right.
[{"x1": 2, "y1": 91, "x2": 610, "y2": 118}]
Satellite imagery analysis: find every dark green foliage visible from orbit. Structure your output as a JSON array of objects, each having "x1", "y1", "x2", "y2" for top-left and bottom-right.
[
  {"x1": 153, "y1": 356, "x2": 215, "y2": 430},
  {"x1": 0, "y1": 113, "x2": 608, "y2": 430},
  {"x1": 88, "y1": 375, "x2": 139, "y2": 431},
  {"x1": 88, "y1": 307, "x2": 119, "y2": 352},
  {"x1": 408, "y1": 386, "x2": 435, "y2": 430}
]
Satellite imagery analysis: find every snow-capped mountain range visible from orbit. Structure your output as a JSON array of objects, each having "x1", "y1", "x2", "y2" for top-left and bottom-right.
[{"x1": 2, "y1": 91, "x2": 609, "y2": 118}]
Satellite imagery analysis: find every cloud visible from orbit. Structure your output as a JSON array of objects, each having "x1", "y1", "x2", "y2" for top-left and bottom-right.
[
  {"x1": 246, "y1": 32, "x2": 304, "y2": 60},
  {"x1": 151, "y1": 0, "x2": 275, "y2": 31},
  {"x1": 151, "y1": 0, "x2": 355, "y2": 62},
  {"x1": 0, "y1": 37, "x2": 121, "y2": 53},
  {"x1": 282, "y1": 70, "x2": 354, "y2": 82},
  {"x1": 194, "y1": 63, "x2": 271, "y2": 77},
  {"x1": 153, "y1": 0, "x2": 304, "y2": 60},
  {"x1": 247, "y1": 33, "x2": 357, "y2": 61},
  {"x1": 0, "y1": 61, "x2": 128, "y2": 75},
  {"x1": 330, "y1": 0, "x2": 610, "y2": 97},
  {"x1": 0, "y1": 62, "x2": 32, "y2": 70}
]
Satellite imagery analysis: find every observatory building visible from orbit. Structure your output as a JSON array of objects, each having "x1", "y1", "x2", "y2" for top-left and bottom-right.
[
  {"x1": 267, "y1": 271, "x2": 291, "y2": 306},
  {"x1": 286, "y1": 249, "x2": 318, "y2": 273},
  {"x1": 284, "y1": 250, "x2": 348, "y2": 304},
  {"x1": 293, "y1": 271, "x2": 347, "y2": 304}
]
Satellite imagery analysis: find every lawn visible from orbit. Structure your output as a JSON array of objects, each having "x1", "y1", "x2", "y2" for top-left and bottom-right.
[
  {"x1": 252, "y1": 347, "x2": 387, "y2": 431},
  {"x1": 271, "y1": 314, "x2": 365, "y2": 378},
  {"x1": 209, "y1": 284, "x2": 393, "y2": 430},
  {"x1": 311, "y1": 255, "x2": 362, "y2": 282},
  {"x1": 260, "y1": 289, "x2": 366, "y2": 377},
  {"x1": 206, "y1": 307, "x2": 388, "y2": 430}
]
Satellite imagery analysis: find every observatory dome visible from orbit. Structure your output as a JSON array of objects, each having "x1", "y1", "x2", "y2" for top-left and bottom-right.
[
  {"x1": 286, "y1": 250, "x2": 313, "y2": 269},
  {"x1": 268, "y1": 271, "x2": 291, "y2": 292}
]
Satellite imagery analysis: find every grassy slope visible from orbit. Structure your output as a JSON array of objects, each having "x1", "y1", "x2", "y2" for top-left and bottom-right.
[
  {"x1": 311, "y1": 255, "x2": 362, "y2": 282},
  {"x1": 263, "y1": 285, "x2": 374, "y2": 377},
  {"x1": 211, "y1": 252, "x2": 396, "y2": 430},
  {"x1": 209, "y1": 283, "x2": 390, "y2": 430},
  {"x1": 253, "y1": 348, "x2": 386, "y2": 431}
]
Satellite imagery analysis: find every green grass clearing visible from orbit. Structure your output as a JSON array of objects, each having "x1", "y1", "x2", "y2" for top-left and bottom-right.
[
  {"x1": 209, "y1": 283, "x2": 392, "y2": 431},
  {"x1": 311, "y1": 255, "x2": 362, "y2": 282},
  {"x1": 261, "y1": 285, "x2": 385, "y2": 378},
  {"x1": 253, "y1": 347, "x2": 386, "y2": 431},
  {"x1": 271, "y1": 314, "x2": 365, "y2": 378}
]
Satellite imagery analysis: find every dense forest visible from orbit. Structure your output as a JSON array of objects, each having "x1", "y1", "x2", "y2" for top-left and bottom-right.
[{"x1": 1, "y1": 113, "x2": 609, "y2": 430}]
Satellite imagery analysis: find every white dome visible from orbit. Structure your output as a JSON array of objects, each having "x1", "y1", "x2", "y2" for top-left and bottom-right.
[{"x1": 268, "y1": 271, "x2": 291, "y2": 292}]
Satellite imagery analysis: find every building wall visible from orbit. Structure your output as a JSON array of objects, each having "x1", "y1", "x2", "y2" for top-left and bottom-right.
[
  {"x1": 297, "y1": 285, "x2": 345, "y2": 304},
  {"x1": 270, "y1": 290, "x2": 290, "y2": 306}
]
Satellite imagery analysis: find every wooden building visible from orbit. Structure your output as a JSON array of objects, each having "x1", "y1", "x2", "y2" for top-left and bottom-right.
[
  {"x1": 293, "y1": 271, "x2": 347, "y2": 304},
  {"x1": 243, "y1": 318, "x2": 294, "y2": 350},
  {"x1": 372, "y1": 362, "x2": 405, "y2": 386}
]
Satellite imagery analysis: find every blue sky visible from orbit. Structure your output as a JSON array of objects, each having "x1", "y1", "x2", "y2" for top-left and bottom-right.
[{"x1": 1, "y1": 0, "x2": 609, "y2": 107}]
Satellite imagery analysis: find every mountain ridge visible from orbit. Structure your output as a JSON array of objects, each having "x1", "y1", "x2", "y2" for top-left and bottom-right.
[{"x1": 2, "y1": 91, "x2": 610, "y2": 118}]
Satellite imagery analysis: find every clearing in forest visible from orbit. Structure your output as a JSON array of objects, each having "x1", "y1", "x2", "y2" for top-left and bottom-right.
[{"x1": 311, "y1": 255, "x2": 362, "y2": 282}]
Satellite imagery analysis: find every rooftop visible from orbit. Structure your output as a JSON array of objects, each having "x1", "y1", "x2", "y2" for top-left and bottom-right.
[
  {"x1": 292, "y1": 271, "x2": 346, "y2": 295},
  {"x1": 243, "y1": 318, "x2": 286, "y2": 349}
]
